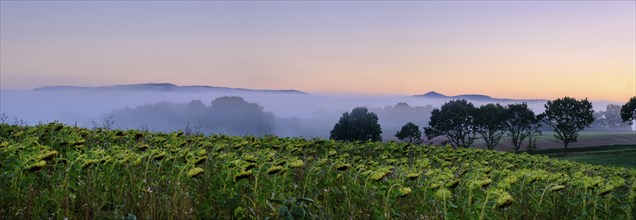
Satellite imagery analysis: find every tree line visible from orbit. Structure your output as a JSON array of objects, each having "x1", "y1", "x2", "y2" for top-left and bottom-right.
[
  {"x1": 108, "y1": 96, "x2": 276, "y2": 136},
  {"x1": 330, "y1": 96, "x2": 636, "y2": 153}
]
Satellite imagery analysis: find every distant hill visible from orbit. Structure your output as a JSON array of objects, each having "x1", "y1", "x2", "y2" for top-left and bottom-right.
[
  {"x1": 33, "y1": 83, "x2": 307, "y2": 94},
  {"x1": 419, "y1": 91, "x2": 447, "y2": 99},
  {"x1": 415, "y1": 91, "x2": 546, "y2": 102}
]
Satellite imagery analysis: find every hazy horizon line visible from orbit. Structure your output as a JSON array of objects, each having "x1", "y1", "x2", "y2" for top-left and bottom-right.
[{"x1": 0, "y1": 81, "x2": 629, "y2": 103}]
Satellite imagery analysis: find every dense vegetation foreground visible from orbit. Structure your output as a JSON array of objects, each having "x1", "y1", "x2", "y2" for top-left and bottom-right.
[{"x1": 1, "y1": 124, "x2": 635, "y2": 219}]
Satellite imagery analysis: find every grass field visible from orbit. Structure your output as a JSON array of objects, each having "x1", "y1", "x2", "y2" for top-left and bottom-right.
[
  {"x1": 532, "y1": 131, "x2": 636, "y2": 149},
  {"x1": 424, "y1": 131, "x2": 636, "y2": 152},
  {"x1": 536, "y1": 145, "x2": 636, "y2": 169}
]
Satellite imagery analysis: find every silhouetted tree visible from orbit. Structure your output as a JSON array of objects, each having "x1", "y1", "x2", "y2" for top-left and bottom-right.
[
  {"x1": 424, "y1": 99, "x2": 477, "y2": 149},
  {"x1": 541, "y1": 97, "x2": 594, "y2": 152},
  {"x1": 474, "y1": 103, "x2": 507, "y2": 150},
  {"x1": 206, "y1": 96, "x2": 275, "y2": 136},
  {"x1": 107, "y1": 97, "x2": 275, "y2": 136},
  {"x1": 330, "y1": 107, "x2": 382, "y2": 142},
  {"x1": 620, "y1": 97, "x2": 636, "y2": 124},
  {"x1": 395, "y1": 122, "x2": 421, "y2": 143},
  {"x1": 504, "y1": 103, "x2": 542, "y2": 153}
]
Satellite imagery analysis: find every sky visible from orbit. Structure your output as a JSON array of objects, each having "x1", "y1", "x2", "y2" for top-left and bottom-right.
[{"x1": 1, "y1": 1, "x2": 635, "y2": 101}]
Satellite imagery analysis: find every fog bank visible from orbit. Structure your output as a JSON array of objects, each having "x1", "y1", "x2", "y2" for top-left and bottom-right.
[{"x1": 1, "y1": 89, "x2": 630, "y2": 138}]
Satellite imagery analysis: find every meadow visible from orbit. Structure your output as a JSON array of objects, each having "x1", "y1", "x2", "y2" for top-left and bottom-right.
[
  {"x1": 537, "y1": 145, "x2": 636, "y2": 169},
  {"x1": 421, "y1": 131, "x2": 636, "y2": 152},
  {"x1": 1, "y1": 123, "x2": 635, "y2": 219},
  {"x1": 531, "y1": 131, "x2": 636, "y2": 149}
]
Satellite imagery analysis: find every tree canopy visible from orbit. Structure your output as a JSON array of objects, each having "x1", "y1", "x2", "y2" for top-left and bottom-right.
[
  {"x1": 424, "y1": 99, "x2": 477, "y2": 149},
  {"x1": 330, "y1": 107, "x2": 382, "y2": 142},
  {"x1": 504, "y1": 103, "x2": 542, "y2": 153},
  {"x1": 107, "y1": 96, "x2": 275, "y2": 136},
  {"x1": 541, "y1": 97, "x2": 594, "y2": 151},
  {"x1": 395, "y1": 122, "x2": 422, "y2": 144},
  {"x1": 620, "y1": 96, "x2": 636, "y2": 124},
  {"x1": 474, "y1": 103, "x2": 507, "y2": 150}
]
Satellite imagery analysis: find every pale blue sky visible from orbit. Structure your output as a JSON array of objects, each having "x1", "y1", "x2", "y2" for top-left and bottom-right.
[{"x1": 1, "y1": 1, "x2": 634, "y2": 101}]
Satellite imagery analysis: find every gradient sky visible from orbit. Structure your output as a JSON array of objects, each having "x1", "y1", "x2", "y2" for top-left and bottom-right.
[{"x1": 1, "y1": 1, "x2": 634, "y2": 101}]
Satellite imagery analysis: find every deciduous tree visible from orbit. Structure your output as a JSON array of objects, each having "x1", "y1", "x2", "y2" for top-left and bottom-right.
[
  {"x1": 504, "y1": 103, "x2": 542, "y2": 153},
  {"x1": 424, "y1": 99, "x2": 477, "y2": 149},
  {"x1": 620, "y1": 96, "x2": 636, "y2": 124},
  {"x1": 474, "y1": 103, "x2": 507, "y2": 150},
  {"x1": 395, "y1": 122, "x2": 422, "y2": 144},
  {"x1": 541, "y1": 97, "x2": 594, "y2": 152},
  {"x1": 330, "y1": 107, "x2": 382, "y2": 142}
]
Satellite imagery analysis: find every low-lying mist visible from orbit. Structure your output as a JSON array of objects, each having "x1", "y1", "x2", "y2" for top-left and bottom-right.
[{"x1": 0, "y1": 89, "x2": 631, "y2": 139}]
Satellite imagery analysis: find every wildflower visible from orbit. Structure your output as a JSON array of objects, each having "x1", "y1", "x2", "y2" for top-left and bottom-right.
[
  {"x1": 289, "y1": 160, "x2": 304, "y2": 168},
  {"x1": 267, "y1": 166, "x2": 285, "y2": 175},
  {"x1": 243, "y1": 154, "x2": 257, "y2": 163},
  {"x1": 214, "y1": 145, "x2": 225, "y2": 152},
  {"x1": 398, "y1": 187, "x2": 412, "y2": 197},
  {"x1": 243, "y1": 163, "x2": 257, "y2": 171},
  {"x1": 57, "y1": 158, "x2": 69, "y2": 164},
  {"x1": 430, "y1": 183, "x2": 441, "y2": 189},
  {"x1": 100, "y1": 156, "x2": 112, "y2": 164},
  {"x1": 137, "y1": 144, "x2": 149, "y2": 151},
  {"x1": 503, "y1": 163, "x2": 515, "y2": 170},
  {"x1": 37, "y1": 150, "x2": 59, "y2": 161},
  {"x1": 275, "y1": 160, "x2": 287, "y2": 166},
  {"x1": 187, "y1": 167, "x2": 204, "y2": 178},
  {"x1": 81, "y1": 159, "x2": 98, "y2": 170},
  {"x1": 598, "y1": 184, "x2": 618, "y2": 196},
  {"x1": 446, "y1": 179, "x2": 460, "y2": 189},
  {"x1": 133, "y1": 157, "x2": 143, "y2": 165},
  {"x1": 406, "y1": 173, "x2": 419, "y2": 180},
  {"x1": 234, "y1": 170, "x2": 252, "y2": 182},
  {"x1": 476, "y1": 179, "x2": 492, "y2": 188},
  {"x1": 117, "y1": 157, "x2": 129, "y2": 165},
  {"x1": 27, "y1": 160, "x2": 46, "y2": 171},
  {"x1": 72, "y1": 140, "x2": 85, "y2": 148},
  {"x1": 503, "y1": 175, "x2": 518, "y2": 184},
  {"x1": 527, "y1": 175, "x2": 539, "y2": 184},
  {"x1": 386, "y1": 159, "x2": 398, "y2": 164},
  {"x1": 194, "y1": 156, "x2": 207, "y2": 165},
  {"x1": 497, "y1": 182, "x2": 511, "y2": 190},
  {"x1": 336, "y1": 163, "x2": 350, "y2": 171},
  {"x1": 134, "y1": 133, "x2": 144, "y2": 140},
  {"x1": 153, "y1": 152, "x2": 167, "y2": 161},
  {"x1": 583, "y1": 176, "x2": 604, "y2": 189},
  {"x1": 416, "y1": 158, "x2": 431, "y2": 168},
  {"x1": 550, "y1": 185, "x2": 565, "y2": 192},
  {"x1": 370, "y1": 170, "x2": 389, "y2": 181},
  {"x1": 425, "y1": 170, "x2": 436, "y2": 176},
  {"x1": 354, "y1": 164, "x2": 366, "y2": 172},
  {"x1": 495, "y1": 191, "x2": 513, "y2": 208},
  {"x1": 328, "y1": 149, "x2": 337, "y2": 157},
  {"x1": 12, "y1": 131, "x2": 24, "y2": 138},
  {"x1": 435, "y1": 188, "x2": 452, "y2": 201}
]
